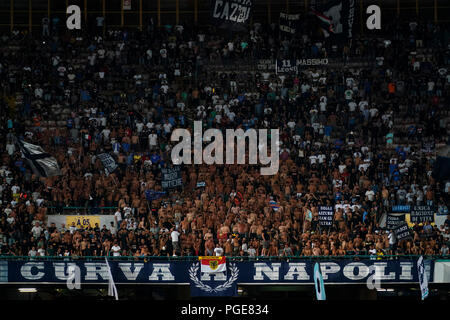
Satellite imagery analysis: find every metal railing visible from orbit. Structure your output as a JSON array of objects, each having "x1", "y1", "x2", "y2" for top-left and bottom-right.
[
  {"x1": 0, "y1": 255, "x2": 449, "y2": 262},
  {"x1": 47, "y1": 206, "x2": 117, "y2": 215}
]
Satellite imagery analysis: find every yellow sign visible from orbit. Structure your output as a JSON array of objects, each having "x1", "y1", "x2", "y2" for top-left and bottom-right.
[{"x1": 66, "y1": 216, "x2": 100, "y2": 229}]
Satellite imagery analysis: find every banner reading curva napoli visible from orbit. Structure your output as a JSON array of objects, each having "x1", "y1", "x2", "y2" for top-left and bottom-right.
[{"x1": 3, "y1": 259, "x2": 433, "y2": 284}]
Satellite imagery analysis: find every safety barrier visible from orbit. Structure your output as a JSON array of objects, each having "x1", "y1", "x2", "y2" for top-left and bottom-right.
[{"x1": 0, "y1": 254, "x2": 449, "y2": 262}]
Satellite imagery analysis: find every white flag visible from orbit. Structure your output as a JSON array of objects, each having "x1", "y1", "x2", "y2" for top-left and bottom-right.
[
  {"x1": 417, "y1": 256, "x2": 429, "y2": 300},
  {"x1": 105, "y1": 257, "x2": 119, "y2": 300}
]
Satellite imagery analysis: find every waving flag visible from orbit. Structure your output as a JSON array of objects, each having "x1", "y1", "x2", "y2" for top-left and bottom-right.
[
  {"x1": 417, "y1": 256, "x2": 429, "y2": 300},
  {"x1": 234, "y1": 191, "x2": 244, "y2": 206},
  {"x1": 269, "y1": 200, "x2": 280, "y2": 211},
  {"x1": 17, "y1": 139, "x2": 61, "y2": 177},
  {"x1": 432, "y1": 144, "x2": 450, "y2": 182},
  {"x1": 199, "y1": 256, "x2": 227, "y2": 273},
  {"x1": 310, "y1": 0, "x2": 355, "y2": 39},
  {"x1": 311, "y1": 8, "x2": 334, "y2": 33},
  {"x1": 145, "y1": 190, "x2": 166, "y2": 202},
  {"x1": 211, "y1": 0, "x2": 252, "y2": 32},
  {"x1": 314, "y1": 262, "x2": 326, "y2": 300},
  {"x1": 97, "y1": 153, "x2": 118, "y2": 175},
  {"x1": 105, "y1": 257, "x2": 118, "y2": 300}
]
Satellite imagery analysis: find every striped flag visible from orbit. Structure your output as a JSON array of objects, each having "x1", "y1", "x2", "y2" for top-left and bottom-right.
[
  {"x1": 314, "y1": 262, "x2": 326, "y2": 300},
  {"x1": 234, "y1": 191, "x2": 244, "y2": 206},
  {"x1": 417, "y1": 256, "x2": 429, "y2": 300},
  {"x1": 311, "y1": 8, "x2": 334, "y2": 33},
  {"x1": 269, "y1": 200, "x2": 280, "y2": 211},
  {"x1": 105, "y1": 257, "x2": 119, "y2": 300},
  {"x1": 310, "y1": 0, "x2": 355, "y2": 39},
  {"x1": 199, "y1": 256, "x2": 227, "y2": 273}
]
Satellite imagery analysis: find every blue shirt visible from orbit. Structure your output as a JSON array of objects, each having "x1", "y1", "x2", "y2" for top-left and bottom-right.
[
  {"x1": 178, "y1": 115, "x2": 185, "y2": 126},
  {"x1": 362, "y1": 211, "x2": 368, "y2": 222},
  {"x1": 81, "y1": 90, "x2": 91, "y2": 102},
  {"x1": 122, "y1": 142, "x2": 130, "y2": 153},
  {"x1": 151, "y1": 154, "x2": 161, "y2": 164},
  {"x1": 126, "y1": 154, "x2": 134, "y2": 165}
]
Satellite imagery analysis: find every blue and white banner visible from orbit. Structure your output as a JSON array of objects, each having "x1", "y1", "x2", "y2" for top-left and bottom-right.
[
  {"x1": 314, "y1": 263, "x2": 326, "y2": 300},
  {"x1": 145, "y1": 190, "x2": 166, "y2": 202},
  {"x1": 417, "y1": 256, "x2": 429, "y2": 300},
  {"x1": 1, "y1": 259, "x2": 434, "y2": 290}
]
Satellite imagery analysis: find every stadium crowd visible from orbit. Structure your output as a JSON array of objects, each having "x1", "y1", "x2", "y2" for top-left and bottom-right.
[{"x1": 0, "y1": 16, "x2": 449, "y2": 259}]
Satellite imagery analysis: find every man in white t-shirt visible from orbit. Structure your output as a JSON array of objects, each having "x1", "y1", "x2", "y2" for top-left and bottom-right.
[
  {"x1": 214, "y1": 243, "x2": 224, "y2": 256},
  {"x1": 6, "y1": 142, "x2": 15, "y2": 156},
  {"x1": 31, "y1": 222, "x2": 43, "y2": 239},
  {"x1": 148, "y1": 132, "x2": 158, "y2": 150},
  {"x1": 111, "y1": 242, "x2": 121, "y2": 256},
  {"x1": 317, "y1": 153, "x2": 326, "y2": 164},
  {"x1": 309, "y1": 154, "x2": 318, "y2": 165},
  {"x1": 170, "y1": 228, "x2": 181, "y2": 256},
  {"x1": 114, "y1": 210, "x2": 122, "y2": 230},
  {"x1": 365, "y1": 189, "x2": 375, "y2": 202}
]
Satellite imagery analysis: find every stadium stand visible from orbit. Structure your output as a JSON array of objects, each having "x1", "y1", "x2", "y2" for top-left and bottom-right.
[{"x1": 0, "y1": 14, "x2": 449, "y2": 261}]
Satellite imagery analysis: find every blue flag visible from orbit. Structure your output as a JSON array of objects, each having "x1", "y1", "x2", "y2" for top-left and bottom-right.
[
  {"x1": 314, "y1": 262, "x2": 326, "y2": 300},
  {"x1": 145, "y1": 190, "x2": 166, "y2": 202},
  {"x1": 417, "y1": 256, "x2": 429, "y2": 300}
]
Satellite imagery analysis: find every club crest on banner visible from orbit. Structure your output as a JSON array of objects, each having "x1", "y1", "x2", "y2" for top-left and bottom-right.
[
  {"x1": 209, "y1": 260, "x2": 219, "y2": 271},
  {"x1": 188, "y1": 262, "x2": 239, "y2": 295}
]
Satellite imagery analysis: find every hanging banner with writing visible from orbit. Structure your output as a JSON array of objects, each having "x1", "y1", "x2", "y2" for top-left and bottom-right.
[
  {"x1": 410, "y1": 206, "x2": 435, "y2": 223},
  {"x1": 318, "y1": 206, "x2": 334, "y2": 226},
  {"x1": 257, "y1": 59, "x2": 275, "y2": 71},
  {"x1": 66, "y1": 216, "x2": 101, "y2": 230},
  {"x1": 279, "y1": 12, "x2": 301, "y2": 34},
  {"x1": 276, "y1": 58, "x2": 329, "y2": 73},
  {"x1": 421, "y1": 138, "x2": 436, "y2": 153},
  {"x1": 386, "y1": 214, "x2": 406, "y2": 230},
  {"x1": 3, "y1": 258, "x2": 434, "y2": 285},
  {"x1": 394, "y1": 221, "x2": 413, "y2": 241},
  {"x1": 211, "y1": 0, "x2": 252, "y2": 32},
  {"x1": 161, "y1": 166, "x2": 183, "y2": 190},
  {"x1": 97, "y1": 153, "x2": 118, "y2": 174}
]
